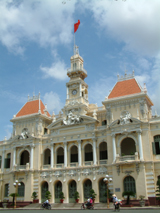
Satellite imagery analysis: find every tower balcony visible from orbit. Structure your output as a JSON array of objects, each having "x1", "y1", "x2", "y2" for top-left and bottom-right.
[{"x1": 67, "y1": 67, "x2": 87, "y2": 79}]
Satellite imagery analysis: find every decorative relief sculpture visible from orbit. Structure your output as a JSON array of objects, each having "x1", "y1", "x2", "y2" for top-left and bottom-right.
[
  {"x1": 63, "y1": 111, "x2": 83, "y2": 125},
  {"x1": 119, "y1": 111, "x2": 131, "y2": 125},
  {"x1": 18, "y1": 128, "x2": 29, "y2": 139}
]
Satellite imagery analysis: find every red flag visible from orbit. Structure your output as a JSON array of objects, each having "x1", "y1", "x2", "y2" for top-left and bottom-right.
[{"x1": 74, "y1": 20, "x2": 80, "y2": 33}]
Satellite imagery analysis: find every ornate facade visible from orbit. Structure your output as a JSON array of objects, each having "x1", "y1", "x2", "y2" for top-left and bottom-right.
[{"x1": 0, "y1": 47, "x2": 160, "y2": 204}]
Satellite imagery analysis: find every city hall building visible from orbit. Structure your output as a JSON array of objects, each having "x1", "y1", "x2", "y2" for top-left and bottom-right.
[{"x1": 0, "y1": 47, "x2": 160, "y2": 204}]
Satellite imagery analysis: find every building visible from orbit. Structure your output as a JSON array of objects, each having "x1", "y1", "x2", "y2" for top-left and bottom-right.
[{"x1": 0, "y1": 46, "x2": 160, "y2": 205}]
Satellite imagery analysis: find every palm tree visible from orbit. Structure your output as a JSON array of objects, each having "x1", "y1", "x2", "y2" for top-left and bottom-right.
[
  {"x1": 122, "y1": 191, "x2": 135, "y2": 205},
  {"x1": 9, "y1": 193, "x2": 19, "y2": 206}
]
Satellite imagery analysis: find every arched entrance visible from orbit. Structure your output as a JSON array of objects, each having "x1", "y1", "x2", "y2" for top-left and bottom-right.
[
  {"x1": 121, "y1": 138, "x2": 136, "y2": 155},
  {"x1": 99, "y1": 179, "x2": 107, "y2": 203},
  {"x1": 55, "y1": 181, "x2": 62, "y2": 203},
  {"x1": 20, "y1": 150, "x2": 29, "y2": 165},
  {"x1": 83, "y1": 179, "x2": 92, "y2": 200},
  {"x1": 41, "y1": 181, "x2": 48, "y2": 203},
  {"x1": 123, "y1": 176, "x2": 136, "y2": 193},
  {"x1": 69, "y1": 180, "x2": 77, "y2": 203}
]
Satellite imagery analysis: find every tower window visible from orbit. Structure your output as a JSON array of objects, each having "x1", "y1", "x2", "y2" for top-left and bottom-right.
[{"x1": 73, "y1": 63, "x2": 77, "y2": 70}]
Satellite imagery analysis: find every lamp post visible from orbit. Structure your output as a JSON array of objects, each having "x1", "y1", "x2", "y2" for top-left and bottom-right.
[
  {"x1": 103, "y1": 174, "x2": 112, "y2": 208},
  {"x1": 13, "y1": 180, "x2": 21, "y2": 209}
]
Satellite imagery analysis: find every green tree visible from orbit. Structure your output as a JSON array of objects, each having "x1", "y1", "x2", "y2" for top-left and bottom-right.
[
  {"x1": 122, "y1": 191, "x2": 135, "y2": 205},
  {"x1": 156, "y1": 179, "x2": 160, "y2": 201},
  {"x1": 31, "y1": 192, "x2": 38, "y2": 200},
  {"x1": 59, "y1": 191, "x2": 65, "y2": 199},
  {"x1": 89, "y1": 189, "x2": 97, "y2": 199},
  {"x1": 74, "y1": 191, "x2": 80, "y2": 200},
  {"x1": 45, "y1": 191, "x2": 52, "y2": 200}
]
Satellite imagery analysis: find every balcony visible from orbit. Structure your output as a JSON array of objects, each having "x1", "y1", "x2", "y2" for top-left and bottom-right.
[
  {"x1": 43, "y1": 165, "x2": 51, "y2": 169},
  {"x1": 84, "y1": 161, "x2": 93, "y2": 166},
  {"x1": 55, "y1": 164, "x2": 64, "y2": 168},
  {"x1": 67, "y1": 67, "x2": 87, "y2": 76},
  {"x1": 99, "y1": 160, "x2": 107, "y2": 165},
  {"x1": 16, "y1": 163, "x2": 30, "y2": 170},
  {"x1": 116, "y1": 152, "x2": 139, "y2": 162},
  {"x1": 70, "y1": 162, "x2": 78, "y2": 167}
]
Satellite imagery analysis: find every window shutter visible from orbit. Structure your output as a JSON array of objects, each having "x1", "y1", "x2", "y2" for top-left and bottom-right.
[{"x1": 152, "y1": 142, "x2": 156, "y2": 155}]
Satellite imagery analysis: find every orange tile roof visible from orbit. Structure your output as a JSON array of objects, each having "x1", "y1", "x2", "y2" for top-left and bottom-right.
[
  {"x1": 16, "y1": 100, "x2": 51, "y2": 117},
  {"x1": 108, "y1": 78, "x2": 141, "y2": 99}
]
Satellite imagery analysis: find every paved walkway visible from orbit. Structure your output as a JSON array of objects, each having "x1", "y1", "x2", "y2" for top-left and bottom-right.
[{"x1": 1, "y1": 203, "x2": 160, "y2": 210}]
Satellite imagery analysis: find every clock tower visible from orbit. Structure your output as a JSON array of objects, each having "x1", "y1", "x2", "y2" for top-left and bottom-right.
[{"x1": 62, "y1": 46, "x2": 89, "y2": 118}]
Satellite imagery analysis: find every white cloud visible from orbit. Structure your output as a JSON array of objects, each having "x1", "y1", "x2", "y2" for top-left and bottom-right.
[
  {"x1": 4, "y1": 125, "x2": 12, "y2": 140},
  {"x1": 0, "y1": 0, "x2": 76, "y2": 54},
  {"x1": 84, "y1": 0, "x2": 160, "y2": 57},
  {"x1": 89, "y1": 76, "x2": 115, "y2": 106},
  {"x1": 43, "y1": 91, "x2": 63, "y2": 115},
  {"x1": 40, "y1": 59, "x2": 68, "y2": 80}
]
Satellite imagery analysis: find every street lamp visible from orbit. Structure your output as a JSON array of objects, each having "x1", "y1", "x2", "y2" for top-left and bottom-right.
[
  {"x1": 13, "y1": 180, "x2": 21, "y2": 209},
  {"x1": 103, "y1": 174, "x2": 112, "y2": 208}
]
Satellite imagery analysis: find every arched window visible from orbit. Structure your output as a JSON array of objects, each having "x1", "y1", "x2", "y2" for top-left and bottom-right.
[
  {"x1": 124, "y1": 176, "x2": 136, "y2": 193},
  {"x1": 121, "y1": 138, "x2": 136, "y2": 155},
  {"x1": 70, "y1": 146, "x2": 78, "y2": 163},
  {"x1": 5, "y1": 153, "x2": 11, "y2": 168},
  {"x1": 57, "y1": 147, "x2": 64, "y2": 164},
  {"x1": 85, "y1": 144, "x2": 93, "y2": 162},
  {"x1": 18, "y1": 182, "x2": 25, "y2": 197},
  {"x1": 152, "y1": 135, "x2": 160, "y2": 155},
  {"x1": 20, "y1": 150, "x2": 29, "y2": 165},
  {"x1": 44, "y1": 149, "x2": 51, "y2": 165},
  {"x1": 99, "y1": 142, "x2": 108, "y2": 160}
]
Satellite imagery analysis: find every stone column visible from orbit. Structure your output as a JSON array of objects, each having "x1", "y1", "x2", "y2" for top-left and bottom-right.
[
  {"x1": 12, "y1": 148, "x2": 16, "y2": 167},
  {"x1": 1, "y1": 150, "x2": 5, "y2": 172},
  {"x1": 137, "y1": 130, "x2": 144, "y2": 160},
  {"x1": 67, "y1": 87, "x2": 69, "y2": 99},
  {"x1": 93, "y1": 138, "x2": 97, "y2": 165},
  {"x1": 51, "y1": 144, "x2": 54, "y2": 168},
  {"x1": 112, "y1": 134, "x2": 117, "y2": 162},
  {"x1": 78, "y1": 140, "x2": 82, "y2": 166},
  {"x1": 30, "y1": 144, "x2": 34, "y2": 169},
  {"x1": 64, "y1": 142, "x2": 67, "y2": 168},
  {"x1": 79, "y1": 83, "x2": 82, "y2": 97}
]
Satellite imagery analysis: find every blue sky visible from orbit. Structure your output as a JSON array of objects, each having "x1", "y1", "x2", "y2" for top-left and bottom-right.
[{"x1": 0, "y1": 0, "x2": 160, "y2": 140}]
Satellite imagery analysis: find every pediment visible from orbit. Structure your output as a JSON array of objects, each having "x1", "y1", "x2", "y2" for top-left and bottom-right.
[
  {"x1": 47, "y1": 115, "x2": 98, "y2": 130},
  {"x1": 109, "y1": 117, "x2": 142, "y2": 128}
]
